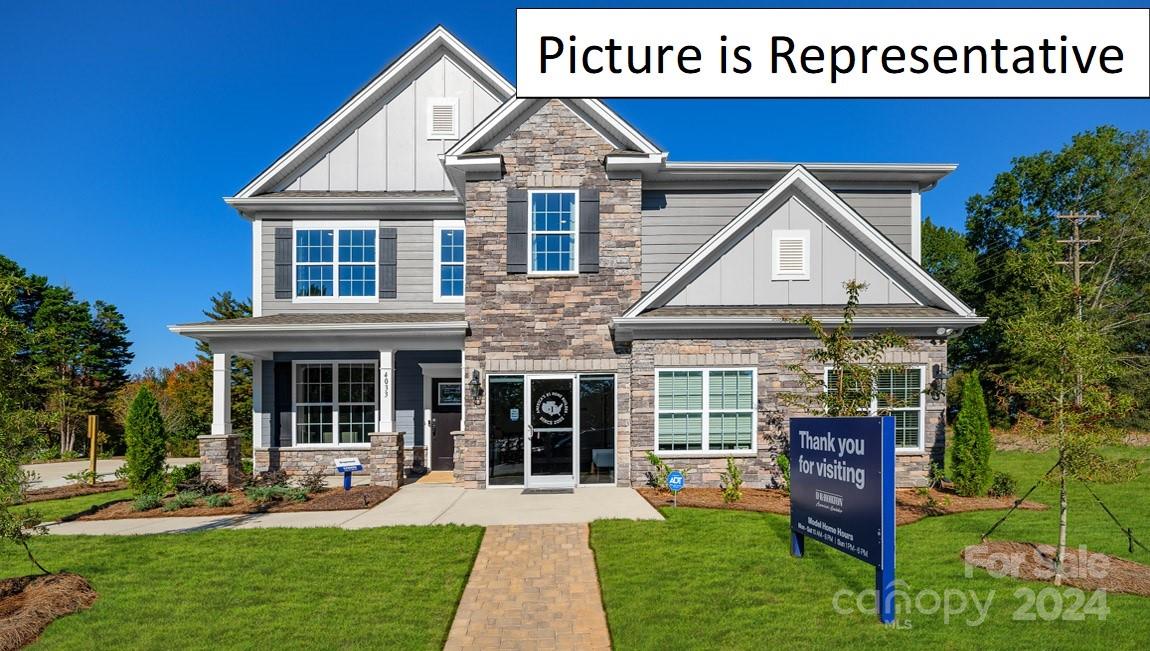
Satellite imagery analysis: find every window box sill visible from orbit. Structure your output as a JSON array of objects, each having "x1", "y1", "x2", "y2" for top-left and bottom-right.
[
  {"x1": 279, "y1": 445, "x2": 372, "y2": 452},
  {"x1": 653, "y1": 450, "x2": 759, "y2": 459}
]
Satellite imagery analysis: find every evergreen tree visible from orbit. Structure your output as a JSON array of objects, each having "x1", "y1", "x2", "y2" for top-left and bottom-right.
[
  {"x1": 951, "y1": 371, "x2": 993, "y2": 496},
  {"x1": 123, "y1": 387, "x2": 167, "y2": 495}
]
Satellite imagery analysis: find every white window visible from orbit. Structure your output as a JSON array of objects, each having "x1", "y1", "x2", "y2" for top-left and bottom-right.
[
  {"x1": 529, "y1": 190, "x2": 578, "y2": 275},
  {"x1": 294, "y1": 222, "x2": 377, "y2": 302},
  {"x1": 772, "y1": 229, "x2": 810, "y2": 280},
  {"x1": 427, "y1": 97, "x2": 459, "y2": 139},
  {"x1": 655, "y1": 369, "x2": 756, "y2": 453},
  {"x1": 433, "y1": 220, "x2": 465, "y2": 302},
  {"x1": 294, "y1": 362, "x2": 377, "y2": 446},
  {"x1": 825, "y1": 366, "x2": 925, "y2": 451}
]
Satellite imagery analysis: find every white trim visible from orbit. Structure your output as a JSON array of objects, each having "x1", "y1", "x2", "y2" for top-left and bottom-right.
[
  {"x1": 771, "y1": 229, "x2": 810, "y2": 281},
  {"x1": 251, "y1": 219, "x2": 262, "y2": 317},
  {"x1": 252, "y1": 359, "x2": 262, "y2": 451},
  {"x1": 654, "y1": 367, "x2": 758, "y2": 455},
  {"x1": 823, "y1": 365, "x2": 927, "y2": 454},
  {"x1": 291, "y1": 221, "x2": 379, "y2": 304},
  {"x1": 420, "y1": 362, "x2": 462, "y2": 470},
  {"x1": 426, "y1": 97, "x2": 460, "y2": 140},
  {"x1": 290, "y1": 360, "x2": 380, "y2": 448},
  {"x1": 378, "y1": 351, "x2": 393, "y2": 434},
  {"x1": 527, "y1": 189, "x2": 579, "y2": 276},
  {"x1": 233, "y1": 26, "x2": 513, "y2": 199},
  {"x1": 211, "y1": 352, "x2": 232, "y2": 436},
  {"x1": 910, "y1": 186, "x2": 923, "y2": 263},
  {"x1": 432, "y1": 220, "x2": 466, "y2": 303},
  {"x1": 623, "y1": 165, "x2": 977, "y2": 318},
  {"x1": 169, "y1": 321, "x2": 467, "y2": 335}
]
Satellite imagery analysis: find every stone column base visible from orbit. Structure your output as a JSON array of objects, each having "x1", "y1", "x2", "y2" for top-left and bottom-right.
[
  {"x1": 199, "y1": 435, "x2": 243, "y2": 488},
  {"x1": 369, "y1": 432, "x2": 404, "y2": 488},
  {"x1": 452, "y1": 430, "x2": 485, "y2": 489}
]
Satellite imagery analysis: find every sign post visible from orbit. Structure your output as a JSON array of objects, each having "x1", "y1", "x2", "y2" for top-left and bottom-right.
[
  {"x1": 789, "y1": 416, "x2": 896, "y2": 624},
  {"x1": 666, "y1": 469, "x2": 684, "y2": 508},
  {"x1": 334, "y1": 457, "x2": 364, "y2": 491}
]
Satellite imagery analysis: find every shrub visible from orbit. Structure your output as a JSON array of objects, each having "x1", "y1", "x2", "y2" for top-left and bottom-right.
[
  {"x1": 167, "y1": 463, "x2": 201, "y2": 491},
  {"x1": 63, "y1": 470, "x2": 99, "y2": 486},
  {"x1": 643, "y1": 452, "x2": 687, "y2": 491},
  {"x1": 988, "y1": 471, "x2": 1018, "y2": 498},
  {"x1": 951, "y1": 371, "x2": 993, "y2": 497},
  {"x1": 776, "y1": 453, "x2": 791, "y2": 494},
  {"x1": 246, "y1": 469, "x2": 290, "y2": 489},
  {"x1": 122, "y1": 387, "x2": 168, "y2": 495},
  {"x1": 719, "y1": 457, "x2": 743, "y2": 503},
  {"x1": 132, "y1": 494, "x2": 162, "y2": 512},
  {"x1": 165, "y1": 437, "x2": 199, "y2": 458},
  {"x1": 204, "y1": 493, "x2": 233, "y2": 508},
  {"x1": 244, "y1": 485, "x2": 309, "y2": 505},
  {"x1": 162, "y1": 491, "x2": 201, "y2": 512},
  {"x1": 295, "y1": 467, "x2": 328, "y2": 494}
]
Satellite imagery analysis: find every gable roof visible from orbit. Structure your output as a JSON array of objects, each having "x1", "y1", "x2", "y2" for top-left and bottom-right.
[
  {"x1": 444, "y1": 97, "x2": 665, "y2": 159},
  {"x1": 232, "y1": 26, "x2": 514, "y2": 199},
  {"x1": 623, "y1": 165, "x2": 978, "y2": 318}
]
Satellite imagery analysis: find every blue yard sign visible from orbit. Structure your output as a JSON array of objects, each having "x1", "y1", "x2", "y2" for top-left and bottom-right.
[
  {"x1": 666, "y1": 470, "x2": 684, "y2": 492},
  {"x1": 789, "y1": 416, "x2": 896, "y2": 624}
]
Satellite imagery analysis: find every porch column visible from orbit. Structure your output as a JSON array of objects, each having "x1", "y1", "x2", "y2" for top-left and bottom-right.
[
  {"x1": 211, "y1": 351, "x2": 232, "y2": 436},
  {"x1": 379, "y1": 349, "x2": 394, "y2": 433}
]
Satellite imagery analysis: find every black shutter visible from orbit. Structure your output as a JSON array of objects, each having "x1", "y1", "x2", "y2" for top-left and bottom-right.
[
  {"x1": 378, "y1": 227, "x2": 397, "y2": 299},
  {"x1": 274, "y1": 362, "x2": 292, "y2": 448},
  {"x1": 274, "y1": 227, "x2": 292, "y2": 299},
  {"x1": 507, "y1": 189, "x2": 528, "y2": 274},
  {"x1": 578, "y1": 188, "x2": 600, "y2": 273}
]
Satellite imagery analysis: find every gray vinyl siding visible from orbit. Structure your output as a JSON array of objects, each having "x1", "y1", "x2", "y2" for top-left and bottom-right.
[
  {"x1": 641, "y1": 188, "x2": 915, "y2": 291},
  {"x1": 277, "y1": 53, "x2": 502, "y2": 193},
  {"x1": 260, "y1": 218, "x2": 464, "y2": 315},
  {"x1": 395, "y1": 350, "x2": 462, "y2": 448}
]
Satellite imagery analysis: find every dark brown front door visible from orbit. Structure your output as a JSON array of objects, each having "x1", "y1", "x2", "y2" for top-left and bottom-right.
[{"x1": 431, "y1": 378, "x2": 462, "y2": 470}]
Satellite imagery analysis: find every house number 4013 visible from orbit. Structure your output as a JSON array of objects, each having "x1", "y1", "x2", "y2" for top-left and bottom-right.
[{"x1": 381, "y1": 370, "x2": 390, "y2": 399}]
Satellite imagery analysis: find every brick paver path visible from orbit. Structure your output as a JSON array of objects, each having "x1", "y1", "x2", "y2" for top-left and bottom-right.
[{"x1": 444, "y1": 524, "x2": 612, "y2": 650}]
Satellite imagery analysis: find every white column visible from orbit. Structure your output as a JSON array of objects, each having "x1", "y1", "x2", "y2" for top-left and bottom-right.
[
  {"x1": 379, "y1": 349, "x2": 394, "y2": 433},
  {"x1": 211, "y1": 351, "x2": 233, "y2": 436},
  {"x1": 251, "y1": 359, "x2": 263, "y2": 449}
]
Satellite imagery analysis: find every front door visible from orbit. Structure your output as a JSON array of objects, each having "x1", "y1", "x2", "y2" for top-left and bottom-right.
[
  {"x1": 430, "y1": 378, "x2": 461, "y2": 470},
  {"x1": 527, "y1": 376, "x2": 575, "y2": 488}
]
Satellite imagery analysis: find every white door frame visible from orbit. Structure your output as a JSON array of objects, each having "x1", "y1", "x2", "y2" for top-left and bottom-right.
[
  {"x1": 525, "y1": 374, "x2": 577, "y2": 489},
  {"x1": 419, "y1": 363, "x2": 462, "y2": 469}
]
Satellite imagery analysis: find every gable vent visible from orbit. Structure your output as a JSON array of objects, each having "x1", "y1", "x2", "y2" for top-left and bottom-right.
[
  {"x1": 772, "y1": 230, "x2": 810, "y2": 280},
  {"x1": 427, "y1": 97, "x2": 459, "y2": 140}
]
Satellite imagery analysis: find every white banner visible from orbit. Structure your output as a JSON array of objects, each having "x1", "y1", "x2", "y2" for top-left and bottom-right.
[{"x1": 516, "y1": 8, "x2": 1150, "y2": 98}]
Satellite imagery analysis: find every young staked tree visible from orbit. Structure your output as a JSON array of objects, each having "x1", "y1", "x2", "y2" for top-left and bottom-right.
[
  {"x1": 951, "y1": 371, "x2": 993, "y2": 496},
  {"x1": 122, "y1": 386, "x2": 168, "y2": 495},
  {"x1": 1004, "y1": 253, "x2": 1137, "y2": 585},
  {"x1": 781, "y1": 280, "x2": 910, "y2": 416}
]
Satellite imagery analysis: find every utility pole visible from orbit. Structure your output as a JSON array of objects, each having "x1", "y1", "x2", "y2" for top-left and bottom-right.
[{"x1": 1056, "y1": 213, "x2": 1101, "y2": 405}]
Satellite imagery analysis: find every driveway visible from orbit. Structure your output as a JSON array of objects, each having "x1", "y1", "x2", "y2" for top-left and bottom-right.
[{"x1": 23, "y1": 457, "x2": 199, "y2": 489}]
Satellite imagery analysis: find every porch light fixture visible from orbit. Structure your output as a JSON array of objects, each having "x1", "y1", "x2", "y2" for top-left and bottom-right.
[
  {"x1": 929, "y1": 363, "x2": 953, "y2": 400},
  {"x1": 469, "y1": 369, "x2": 483, "y2": 406}
]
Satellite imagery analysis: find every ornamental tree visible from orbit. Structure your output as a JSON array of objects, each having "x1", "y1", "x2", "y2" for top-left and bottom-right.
[
  {"x1": 122, "y1": 386, "x2": 168, "y2": 495},
  {"x1": 951, "y1": 371, "x2": 993, "y2": 497}
]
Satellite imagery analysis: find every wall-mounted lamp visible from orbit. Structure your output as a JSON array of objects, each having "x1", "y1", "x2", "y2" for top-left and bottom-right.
[
  {"x1": 468, "y1": 369, "x2": 483, "y2": 406},
  {"x1": 928, "y1": 363, "x2": 953, "y2": 400}
]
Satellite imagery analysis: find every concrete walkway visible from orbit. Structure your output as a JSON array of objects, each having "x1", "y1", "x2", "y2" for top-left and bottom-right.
[
  {"x1": 24, "y1": 457, "x2": 198, "y2": 489},
  {"x1": 46, "y1": 484, "x2": 661, "y2": 535},
  {"x1": 445, "y1": 525, "x2": 612, "y2": 650}
]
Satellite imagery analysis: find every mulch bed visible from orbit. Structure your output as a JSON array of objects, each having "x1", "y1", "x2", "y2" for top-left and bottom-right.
[
  {"x1": 23, "y1": 481, "x2": 127, "y2": 503},
  {"x1": 637, "y1": 487, "x2": 1047, "y2": 525},
  {"x1": 71, "y1": 485, "x2": 395, "y2": 521},
  {"x1": 0, "y1": 573, "x2": 97, "y2": 651},
  {"x1": 963, "y1": 540, "x2": 1150, "y2": 596}
]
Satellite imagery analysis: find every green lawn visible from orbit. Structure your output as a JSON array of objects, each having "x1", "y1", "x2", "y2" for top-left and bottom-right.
[
  {"x1": 591, "y1": 447, "x2": 1150, "y2": 650},
  {"x1": 16, "y1": 489, "x2": 134, "y2": 523},
  {"x1": 1, "y1": 527, "x2": 482, "y2": 650}
]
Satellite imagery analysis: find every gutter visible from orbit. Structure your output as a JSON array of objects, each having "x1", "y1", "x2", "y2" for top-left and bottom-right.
[
  {"x1": 168, "y1": 321, "x2": 469, "y2": 336},
  {"x1": 612, "y1": 314, "x2": 987, "y2": 341}
]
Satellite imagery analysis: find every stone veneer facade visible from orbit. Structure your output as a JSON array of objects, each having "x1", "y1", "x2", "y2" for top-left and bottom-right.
[{"x1": 458, "y1": 99, "x2": 643, "y2": 488}]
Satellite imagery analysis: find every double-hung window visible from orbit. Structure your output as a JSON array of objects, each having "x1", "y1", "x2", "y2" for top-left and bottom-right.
[
  {"x1": 295, "y1": 224, "x2": 376, "y2": 299},
  {"x1": 529, "y1": 190, "x2": 577, "y2": 274},
  {"x1": 294, "y1": 362, "x2": 377, "y2": 446},
  {"x1": 825, "y1": 366, "x2": 925, "y2": 451},
  {"x1": 434, "y1": 220, "x2": 465, "y2": 302},
  {"x1": 656, "y1": 369, "x2": 756, "y2": 452}
]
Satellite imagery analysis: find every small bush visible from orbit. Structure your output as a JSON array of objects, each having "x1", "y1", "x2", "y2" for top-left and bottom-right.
[
  {"x1": 295, "y1": 467, "x2": 328, "y2": 494},
  {"x1": 987, "y1": 471, "x2": 1018, "y2": 498},
  {"x1": 719, "y1": 457, "x2": 743, "y2": 503},
  {"x1": 161, "y1": 491, "x2": 201, "y2": 512},
  {"x1": 776, "y1": 453, "x2": 791, "y2": 494},
  {"x1": 644, "y1": 452, "x2": 687, "y2": 490},
  {"x1": 185, "y1": 478, "x2": 224, "y2": 495},
  {"x1": 132, "y1": 494, "x2": 162, "y2": 512},
  {"x1": 167, "y1": 463, "x2": 201, "y2": 491},
  {"x1": 204, "y1": 493, "x2": 233, "y2": 508},
  {"x1": 244, "y1": 485, "x2": 309, "y2": 505},
  {"x1": 951, "y1": 371, "x2": 993, "y2": 496},
  {"x1": 123, "y1": 387, "x2": 168, "y2": 495},
  {"x1": 63, "y1": 470, "x2": 99, "y2": 486},
  {"x1": 246, "y1": 469, "x2": 290, "y2": 489}
]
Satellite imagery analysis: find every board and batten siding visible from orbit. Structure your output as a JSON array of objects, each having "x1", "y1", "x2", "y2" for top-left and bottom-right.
[
  {"x1": 642, "y1": 188, "x2": 916, "y2": 292},
  {"x1": 277, "y1": 52, "x2": 502, "y2": 193},
  {"x1": 260, "y1": 218, "x2": 464, "y2": 315},
  {"x1": 664, "y1": 195, "x2": 917, "y2": 306}
]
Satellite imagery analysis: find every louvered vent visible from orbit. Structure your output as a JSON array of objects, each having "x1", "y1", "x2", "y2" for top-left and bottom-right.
[
  {"x1": 772, "y1": 230, "x2": 810, "y2": 280},
  {"x1": 427, "y1": 98, "x2": 458, "y2": 139}
]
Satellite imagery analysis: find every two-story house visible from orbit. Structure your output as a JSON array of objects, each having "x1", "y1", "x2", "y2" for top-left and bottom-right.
[{"x1": 171, "y1": 26, "x2": 984, "y2": 492}]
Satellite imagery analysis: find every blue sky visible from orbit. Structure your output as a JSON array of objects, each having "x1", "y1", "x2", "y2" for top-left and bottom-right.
[{"x1": 2, "y1": 0, "x2": 1148, "y2": 374}]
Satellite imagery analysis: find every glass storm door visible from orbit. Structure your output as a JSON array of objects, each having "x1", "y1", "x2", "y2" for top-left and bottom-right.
[{"x1": 527, "y1": 376, "x2": 576, "y2": 488}]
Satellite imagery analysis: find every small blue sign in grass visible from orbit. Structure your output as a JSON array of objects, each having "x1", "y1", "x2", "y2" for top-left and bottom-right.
[{"x1": 667, "y1": 470, "x2": 685, "y2": 492}]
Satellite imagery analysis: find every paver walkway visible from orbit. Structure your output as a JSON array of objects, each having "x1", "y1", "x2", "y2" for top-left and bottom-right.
[{"x1": 445, "y1": 524, "x2": 612, "y2": 651}]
